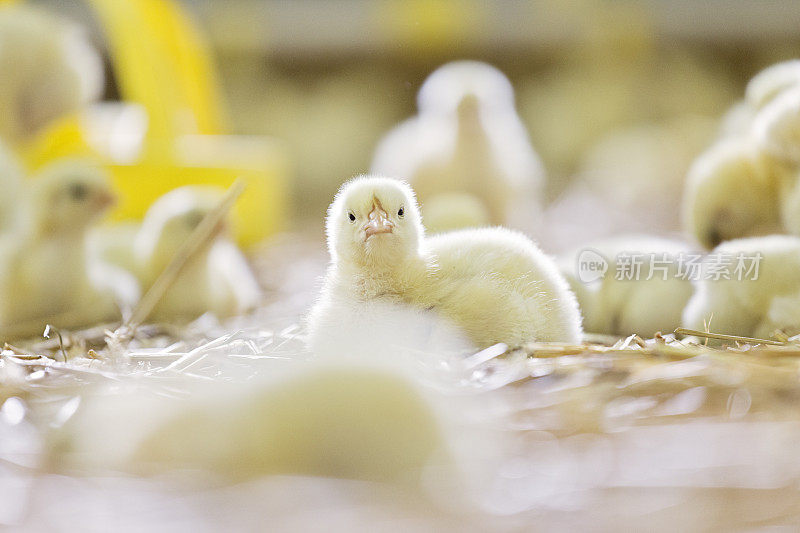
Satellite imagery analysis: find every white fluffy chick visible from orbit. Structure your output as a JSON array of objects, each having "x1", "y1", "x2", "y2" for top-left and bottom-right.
[
  {"x1": 560, "y1": 236, "x2": 694, "y2": 337},
  {"x1": 56, "y1": 362, "x2": 446, "y2": 484},
  {"x1": 753, "y1": 85, "x2": 800, "y2": 165},
  {"x1": 133, "y1": 186, "x2": 262, "y2": 322},
  {"x1": 308, "y1": 176, "x2": 582, "y2": 351},
  {"x1": 682, "y1": 138, "x2": 789, "y2": 250},
  {"x1": 683, "y1": 235, "x2": 800, "y2": 339},
  {"x1": 0, "y1": 5, "x2": 103, "y2": 144},
  {"x1": 0, "y1": 160, "x2": 137, "y2": 337},
  {"x1": 371, "y1": 61, "x2": 544, "y2": 232},
  {"x1": 745, "y1": 60, "x2": 800, "y2": 111}
]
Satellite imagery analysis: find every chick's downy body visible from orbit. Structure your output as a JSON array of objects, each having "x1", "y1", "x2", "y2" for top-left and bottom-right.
[
  {"x1": 0, "y1": 160, "x2": 138, "y2": 336},
  {"x1": 308, "y1": 176, "x2": 582, "y2": 352},
  {"x1": 683, "y1": 235, "x2": 800, "y2": 339},
  {"x1": 133, "y1": 186, "x2": 261, "y2": 322}
]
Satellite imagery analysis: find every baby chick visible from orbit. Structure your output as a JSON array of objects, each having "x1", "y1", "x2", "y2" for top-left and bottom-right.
[
  {"x1": 560, "y1": 236, "x2": 694, "y2": 338},
  {"x1": 683, "y1": 138, "x2": 788, "y2": 249},
  {"x1": 0, "y1": 160, "x2": 136, "y2": 337},
  {"x1": 132, "y1": 186, "x2": 261, "y2": 322},
  {"x1": 683, "y1": 235, "x2": 800, "y2": 339},
  {"x1": 308, "y1": 176, "x2": 582, "y2": 351},
  {"x1": 0, "y1": 5, "x2": 103, "y2": 144},
  {"x1": 745, "y1": 60, "x2": 800, "y2": 111},
  {"x1": 753, "y1": 85, "x2": 800, "y2": 165},
  {"x1": 371, "y1": 61, "x2": 544, "y2": 232}
]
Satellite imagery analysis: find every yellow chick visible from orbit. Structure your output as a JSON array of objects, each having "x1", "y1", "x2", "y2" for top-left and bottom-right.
[
  {"x1": 684, "y1": 61, "x2": 800, "y2": 250},
  {"x1": 308, "y1": 176, "x2": 582, "y2": 350},
  {"x1": 683, "y1": 235, "x2": 800, "y2": 339},
  {"x1": 682, "y1": 138, "x2": 788, "y2": 249},
  {"x1": 0, "y1": 5, "x2": 103, "y2": 144},
  {"x1": 0, "y1": 160, "x2": 137, "y2": 338},
  {"x1": 753, "y1": 85, "x2": 800, "y2": 165},
  {"x1": 745, "y1": 60, "x2": 800, "y2": 111},
  {"x1": 561, "y1": 236, "x2": 694, "y2": 338},
  {"x1": 371, "y1": 61, "x2": 544, "y2": 232},
  {"x1": 133, "y1": 186, "x2": 262, "y2": 322}
]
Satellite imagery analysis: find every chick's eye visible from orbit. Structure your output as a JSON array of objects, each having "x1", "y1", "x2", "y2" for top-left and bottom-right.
[
  {"x1": 348, "y1": 212, "x2": 356, "y2": 222},
  {"x1": 68, "y1": 182, "x2": 88, "y2": 201},
  {"x1": 397, "y1": 207, "x2": 404, "y2": 218}
]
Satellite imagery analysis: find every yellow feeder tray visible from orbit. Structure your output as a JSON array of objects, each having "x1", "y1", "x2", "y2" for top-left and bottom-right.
[{"x1": 17, "y1": 0, "x2": 288, "y2": 248}]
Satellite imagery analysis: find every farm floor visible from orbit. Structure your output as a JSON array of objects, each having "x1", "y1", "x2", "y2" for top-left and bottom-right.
[{"x1": 2, "y1": 236, "x2": 800, "y2": 532}]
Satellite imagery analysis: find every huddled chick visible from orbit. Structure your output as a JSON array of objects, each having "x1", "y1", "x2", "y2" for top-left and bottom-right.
[
  {"x1": 0, "y1": 5, "x2": 103, "y2": 145},
  {"x1": 683, "y1": 138, "x2": 788, "y2": 249},
  {"x1": 0, "y1": 160, "x2": 137, "y2": 338},
  {"x1": 560, "y1": 236, "x2": 694, "y2": 338},
  {"x1": 307, "y1": 176, "x2": 582, "y2": 352},
  {"x1": 684, "y1": 60, "x2": 800, "y2": 249},
  {"x1": 120, "y1": 186, "x2": 262, "y2": 323},
  {"x1": 683, "y1": 235, "x2": 800, "y2": 339},
  {"x1": 371, "y1": 61, "x2": 544, "y2": 234}
]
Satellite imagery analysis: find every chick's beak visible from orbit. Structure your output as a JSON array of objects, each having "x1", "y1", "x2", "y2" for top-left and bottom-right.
[
  {"x1": 364, "y1": 205, "x2": 393, "y2": 238},
  {"x1": 95, "y1": 190, "x2": 116, "y2": 210}
]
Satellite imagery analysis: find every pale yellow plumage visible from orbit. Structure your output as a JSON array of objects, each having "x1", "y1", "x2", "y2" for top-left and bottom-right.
[
  {"x1": 308, "y1": 176, "x2": 582, "y2": 352},
  {"x1": 0, "y1": 160, "x2": 137, "y2": 338}
]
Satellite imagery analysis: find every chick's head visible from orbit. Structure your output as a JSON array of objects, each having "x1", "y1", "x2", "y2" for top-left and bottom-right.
[
  {"x1": 135, "y1": 186, "x2": 225, "y2": 274},
  {"x1": 746, "y1": 60, "x2": 800, "y2": 110},
  {"x1": 417, "y1": 60, "x2": 515, "y2": 115},
  {"x1": 683, "y1": 140, "x2": 782, "y2": 249},
  {"x1": 327, "y1": 176, "x2": 423, "y2": 268},
  {"x1": 31, "y1": 159, "x2": 114, "y2": 236}
]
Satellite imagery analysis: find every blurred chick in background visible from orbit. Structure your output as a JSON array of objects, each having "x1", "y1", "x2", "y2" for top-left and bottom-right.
[
  {"x1": 371, "y1": 61, "x2": 544, "y2": 234},
  {"x1": 0, "y1": 4, "x2": 103, "y2": 145},
  {"x1": 560, "y1": 236, "x2": 694, "y2": 338},
  {"x1": 683, "y1": 235, "x2": 800, "y2": 339},
  {"x1": 103, "y1": 186, "x2": 262, "y2": 323},
  {"x1": 308, "y1": 176, "x2": 581, "y2": 352},
  {"x1": 684, "y1": 60, "x2": 800, "y2": 250},
  {"x1": 0, "y1": 160, "x2": 137, "y2": 338}
]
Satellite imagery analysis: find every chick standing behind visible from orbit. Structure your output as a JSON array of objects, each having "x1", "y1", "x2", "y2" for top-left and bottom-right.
[
  {"x1": 307, "y1": 176, "x2": 582, "y2": 354},
  {"x1": 371, "y1": 61, "x2": 544, "y2": 235},
  {"x1": 0, "y1": 160, "x2": 139, "y2": 338},
  {"x1": 94, "y1": 186, "x2": 262, "y2": 323}
]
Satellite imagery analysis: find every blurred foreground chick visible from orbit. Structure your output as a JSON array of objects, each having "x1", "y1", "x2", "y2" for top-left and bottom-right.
[
  {"x1": 133, "y1": 186, "x2": 261, "y2": 322},
  {"x1": 308, "y1": 176, "x2": 581, "y2": 351},
  {"x1": 683, "y1": 235, "x2": 800, "y2": 339},
  {"x1": 54, "y1": 363, "x2": 446, "y2": 484},
  {"x1": 371, "y1": 61, "x2": 544, "y2": 232},
  {"x1": 0, "y1": 160, "x2": 137, "y2": 337},
  {"x1": 0, "y1": 5, "x2": 103, "y2": 144},
  {"x1": 560, "y1": 236, "x2": 694, "y2": 338}
]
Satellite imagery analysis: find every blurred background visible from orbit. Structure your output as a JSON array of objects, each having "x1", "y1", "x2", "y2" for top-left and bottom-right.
[{"x1": 30, "y1": 0, "x2": 800, "y2": 241}]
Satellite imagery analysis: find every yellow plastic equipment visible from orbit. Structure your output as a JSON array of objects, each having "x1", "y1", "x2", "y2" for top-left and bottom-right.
[{"x1": 18, "y1": 0, "x2": 287, "y2": 247}]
